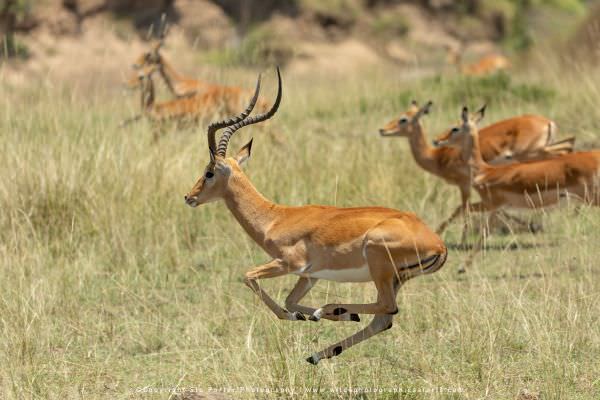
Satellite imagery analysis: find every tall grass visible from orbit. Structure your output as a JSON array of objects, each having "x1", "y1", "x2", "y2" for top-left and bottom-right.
[{"x1": 1, "y1": 63, "x2": 599, "y2": 399}]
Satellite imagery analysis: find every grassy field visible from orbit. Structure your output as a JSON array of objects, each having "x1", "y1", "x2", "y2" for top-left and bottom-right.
[{"x1": 1, "y1": 62, "x2": 600, "y2": 399}]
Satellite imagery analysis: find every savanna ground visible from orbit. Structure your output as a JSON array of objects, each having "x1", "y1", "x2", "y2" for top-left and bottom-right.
[{"x1": 1, "y1": 53, "x2": 600, "y2": 399}]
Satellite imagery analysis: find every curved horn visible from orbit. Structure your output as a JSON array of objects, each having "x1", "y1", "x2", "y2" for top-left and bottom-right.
[
  {"x1": 216, "y1": 66, "x2": 282, "y2": 156},
  {"x1": 206, "y1": 74, "x2": 262, "y2": 152}
]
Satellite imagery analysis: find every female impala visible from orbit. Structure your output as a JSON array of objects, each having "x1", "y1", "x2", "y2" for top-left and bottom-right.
[
  {"x1": 134, "y1": 65, "x2": 225, "y2": 139},
  {"x1": 130, "y1": 40, "x2": 270, "y2": 113},
  {"x1": 185, "y1": 68, "x2": 447, "y2": 365},
  {"x1": 435, "y1": 106, "x2": 600, "y2": 265},
  {"x1": 379, "y1": 101, "x2": 574, "y2": 240},
  {"x1": 438, "y1": 106, "x2": 600, "y2": 211},
  {"x1": 130, "y1": 40, "x2": 208, "y2": 98}
]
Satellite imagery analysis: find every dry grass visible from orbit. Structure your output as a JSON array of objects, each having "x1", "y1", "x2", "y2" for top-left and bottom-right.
[{"x1": 1, "y1": 60, "x2": 600, "y2": 399}]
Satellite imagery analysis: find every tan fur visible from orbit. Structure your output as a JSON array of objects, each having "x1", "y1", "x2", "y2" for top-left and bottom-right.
[
  {"x1": 435, "y1": 106, "x2": 600, "y2": 269},
  {"x1": 130, "y1": 41, "x2": 269, "y2": 113},
  {"x1": 185, "y1": 74, "x2": 447, "y2": 364},
  {"x1": 379, "y1": 102, "x2": 574, "y2": 242},
  {"x1": 435, "y1": 114, "x2": 574, "y2": 162},
  {"x1": 136, "y1": 65, "x2": 223, "y2": 138},
  {"x1": 447, "y1": 46, "x2": 511, "y2": 76},
  {"x1": 440, "y1": 108, "x2": 600, "y2": 210}
]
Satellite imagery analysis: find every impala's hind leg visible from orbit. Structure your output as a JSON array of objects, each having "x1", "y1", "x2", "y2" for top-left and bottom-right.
[
  {"x1": 306, "y1": 270, "x2": 405, "y2": 364},
  {"x1": 309, "y1": 245, "x2": 404, "y2": 320},
  {"x1": 310, "y1": 220, "x2": 445, "y2": 320},
  {"x1": 458, "y1": 203, "x2": 496, "y2": 273},
  {"x1": 436, "y1": 186, "x2": 470, "y2": 240},
  {"x1": 285, "y1": 278, "x2": 360, "y2": 322},
  {"x1": 497, "y1": 211, "x2": 543, "y2": 234},
  {"x1": 306, "y1": 314, "x2": 394, "y2": 365}
]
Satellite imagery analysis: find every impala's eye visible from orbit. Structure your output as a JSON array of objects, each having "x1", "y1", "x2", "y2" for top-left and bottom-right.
[
  {"x1": 399, "y1": 117, "x2": 408, "y2": 124},
  {"x1": 451, "y1": 127, "x2": 459, "y2": 134},
  {"x1": 205, "y1": 171, "x2": 214, "y2": 179}
]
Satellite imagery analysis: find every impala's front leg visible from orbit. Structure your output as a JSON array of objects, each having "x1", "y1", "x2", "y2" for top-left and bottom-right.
[{"x1": 244, "y1": 259, "x2": 306, "y2": 321}]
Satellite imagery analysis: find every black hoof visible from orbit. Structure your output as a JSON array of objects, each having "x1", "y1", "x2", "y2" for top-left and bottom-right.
[
  {"x1": 292, "y1": 311, "x2": 306, "y2": 321},
  {"x1": 350, "y1": 313, "x2": 360, "y2": 322},
  {"x1": 308, "y1": 315, "x2": 319, "y2": 322},
  {"x1": 306, "y1": 356, "x2": 319, "y2": 365},
  {"x1": 457, "y1": 266, "x2": 466, "y2": 274}
]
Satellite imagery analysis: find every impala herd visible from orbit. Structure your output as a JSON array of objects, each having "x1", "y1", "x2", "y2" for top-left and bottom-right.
[{"x1": 122, "y1": 40, "x2": 598, "y2": 365}]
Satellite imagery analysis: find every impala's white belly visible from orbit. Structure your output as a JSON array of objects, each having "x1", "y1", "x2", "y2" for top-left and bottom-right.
[{"x1": 294, "y1": 264, "x2": 372, "y2": 282}]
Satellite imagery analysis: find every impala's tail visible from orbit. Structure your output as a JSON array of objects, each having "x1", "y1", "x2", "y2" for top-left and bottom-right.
[
  {"x1": 402, "y1": 247, "x2": 448, "y2": 275},
  {"x1": 545, "y1": 136, "x2": 575, "y2": 155}
]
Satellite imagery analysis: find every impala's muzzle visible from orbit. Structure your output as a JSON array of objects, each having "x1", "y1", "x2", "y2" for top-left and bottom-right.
[
  {"x1": 379, "y1": 128, "x2": 399, "y2": 136},
  {"x1": 184, "y1": 195, "x2": 199, "y2": 207}
]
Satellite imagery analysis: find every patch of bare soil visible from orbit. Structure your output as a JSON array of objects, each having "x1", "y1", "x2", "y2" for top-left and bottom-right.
[
  {"x1": 2, "y1": 15, "x2": 147, "y2": 91},
  {"x1": 0, "y1": 0, "x2": 506, "y2": 89}
]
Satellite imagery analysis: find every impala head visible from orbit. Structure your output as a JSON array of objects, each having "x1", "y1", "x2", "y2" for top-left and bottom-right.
[
  {"x1": 184, "y1": 67, "x2": 283, "y2": 207},
  {"x1": 133, "y1": 40, "x2": 164, "y2": 69},
  {"x1": 126, "y1": 40, "x2": 164, "y2": 89},
  {"x1": 133, "y1": 64, "x2": 157, "y2": 92},
  {"x1": 379, "y1": 100, "x2": 432, "y2": 137},
  {"x1": 433, "y1": 105, "x2": 486, "y2": 148},
  {"x1": 136, "y1": 63, "x2": 157, "y2": 80}
]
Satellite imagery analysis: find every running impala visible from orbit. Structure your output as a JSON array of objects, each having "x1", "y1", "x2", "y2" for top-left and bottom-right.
[
  {"x1": 132, "y1": 65, "x2": 227, "y2": 138},
  {"x1": 379, "y1": 101, "x2": 574, "y2": 241},
  {"x1": 185, "y1": 68, "x2": 448, "y2": 364},
  {"x1": 435, "y1": 106, "x2": 600, "y2": 266},
  {"x1": 129, "y1": 39, "x2": 269, "y2": 113},
  {"x1": 130, "y1": 40, "x2": 207, "y2": 98}
]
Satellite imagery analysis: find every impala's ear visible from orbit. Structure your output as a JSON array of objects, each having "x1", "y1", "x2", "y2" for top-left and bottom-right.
[
  {"x1": 234, "y1": 138, "x2": 253, "y2": 166},
  {"x1": 413, "y1": 100, "x2": 432, "y2": 122},
  {"x1": 461, "y1": 106, "x2": 469, "y2": 124},
  {"x1": 422, "y1": 100, "x2": 433, "y2": 115},
  {"x1": 474, "y1": 104, "x2": 486, "y2": 124}
]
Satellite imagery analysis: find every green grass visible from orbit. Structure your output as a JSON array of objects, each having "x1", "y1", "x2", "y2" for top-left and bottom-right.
[
  {"x1": 204, "y1": 25, "x2": 294, "y2": 68},
  {"x1": 1, "y1": 63, "x2": 600, "y2": 399}
]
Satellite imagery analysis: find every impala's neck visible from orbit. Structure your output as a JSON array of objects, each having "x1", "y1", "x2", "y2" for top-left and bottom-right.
[
  {"x1": 158, "y1": 56, "x2": 187, "y2": 94},
  {"x1": 158, "y1": 56, "x2": 205, "y2": 95},
  {"x1": 140, "y1": 76, "x2": 154, "y2": 111},
  {"x1": 223, "y1": 170, "x2": 279, "y2": 248},
  {"x1": 408, "y1": 122, "x2": 437, "y2": 171},
  {"x1": 464, "y1": 128, "x2": 487, "y2": 172}
]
